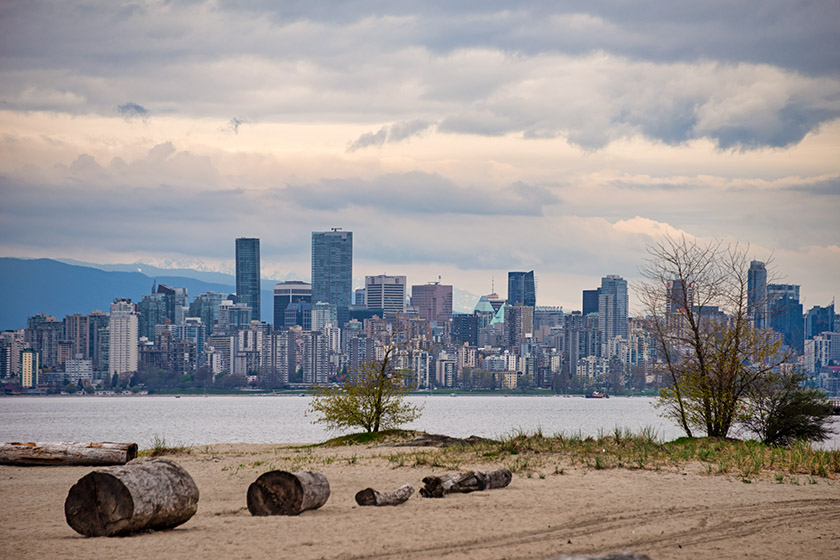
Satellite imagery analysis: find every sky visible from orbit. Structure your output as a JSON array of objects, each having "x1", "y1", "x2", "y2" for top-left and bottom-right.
[{"x1": 1, "y1": 1, "x2": 838, "y2": 312}]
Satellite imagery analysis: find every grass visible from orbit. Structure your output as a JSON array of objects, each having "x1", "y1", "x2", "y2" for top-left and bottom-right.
[
  {"x1": 139, "y1": 435, "x2": 192, "y2": 457},
  {"x1": 322, "y1": 427, "x2": 840, "y2": 480}
]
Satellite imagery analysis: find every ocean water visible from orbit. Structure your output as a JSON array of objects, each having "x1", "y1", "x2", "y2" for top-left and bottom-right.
[{"x1": 1, "y1": 395, "x2": 837, "y2": 449}]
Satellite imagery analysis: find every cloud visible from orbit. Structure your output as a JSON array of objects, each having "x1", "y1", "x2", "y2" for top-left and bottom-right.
[
  {"x1": 282, "y1": 172, "x2": 560, "y2": 216},
  {"x1": 2, "y1": 3, "x2": 837, "y2": 149},
  {"x1": 348, "y1": 120, "x2": 434, "y2": 151},
  {"x1": 116, "y1": 102, "x2": 148, "y2": 121}
]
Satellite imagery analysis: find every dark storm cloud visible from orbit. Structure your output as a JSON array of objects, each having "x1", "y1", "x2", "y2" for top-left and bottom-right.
[{"x1": 283, "y1": 172, "x2": 559, "y2": 216}]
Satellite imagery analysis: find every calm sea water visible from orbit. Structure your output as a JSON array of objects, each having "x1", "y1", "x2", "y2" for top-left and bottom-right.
[{"x1": 1, "y1": 395, "x2": 837, "y2": 449}]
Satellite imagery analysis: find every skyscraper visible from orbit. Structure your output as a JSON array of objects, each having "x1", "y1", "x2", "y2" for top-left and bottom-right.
[
  {"x1": 311, "y1": 229, "x2": 353, "y2": 322},
  {"x1": 364, "y1": 275, "x2": 406, "y2": 320},
  {"x1": 507, "y1": 271, "x2": 536, "y2": 307},
  {"x1": 108, "y1": 298, "x2": 138, "y2": 375},
  {"x1": 410, "y1": 282, "x2": 453, "y2": 323},
  {"x1": 599, "y1": 275, "x2": 628, "y2": 340},
  {"x1": 748, "y1": 260, "x2": 767, "y2": 330},
  {"x1": 235, "y1": 237, "x2": 261, "y2": 322},
  {"x1": 582, "y1": 289, "x2": 601, "y2": 316}
]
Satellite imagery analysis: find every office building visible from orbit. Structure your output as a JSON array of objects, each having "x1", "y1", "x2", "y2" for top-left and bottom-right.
[
  {"x1": 508, "y1": 271, "x2": 536, "y2": 307},
  {"x1": 365, "y1": 275, "x2": 406, "y2": 321},
  {"x1": 768, "y1": 284, "x2": 804, "y2": 355},
  {"x1": 235, "y1": 237, "x2": 261, "y2": 322},
  {"x1": 189, "y1": 292, "x2": 226, "y2": 335},
  {"x1": 273, "y1": 281, "x2": 312, "y2": 330},
  {"x1": 582, "y1": 289, "x2": 601, "y2": 316},
  {"x1": 410, "y1": 282, "x2": 453, "y2": 324},
  {"x1": 312, "y1": 229, "x2": 353, "y2": 323}
]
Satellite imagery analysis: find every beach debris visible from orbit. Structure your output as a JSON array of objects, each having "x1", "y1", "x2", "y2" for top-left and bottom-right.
[
  {"x1": 394, "y1": 433, "x2": 498, "y2": 447},
  {"x1": 247, "y1": 470, "x2": 330, "y2": 516},
  {"x1": 64, "y1": 458, "x2": 199, "y2": 537},
  {"x1": 0, "y1": 441, "x2": 138, "y2": 467},
  {"x1": 420, "y1": 468, "x2": 512, "y2": 498},
  {"x1": 355, "y1": 483, "x2": 415, "y2": 506}
]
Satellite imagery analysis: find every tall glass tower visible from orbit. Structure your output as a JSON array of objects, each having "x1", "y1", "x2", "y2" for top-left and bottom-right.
[
  {"x1": 235, "y1": 237, "x2": 261, "y2": 321},
  {"x1": 599, "y1": 274, "x2": 628, "y2": 339},
  {"x1": 311, "y1": 229, "x2": 353, "y2": 323},
  {"x1": 748, "y1": 260, "x2": 767, "y2": 330},
  {"x1": 507, "y1": 271, "x2": 536, "y2": 307}
]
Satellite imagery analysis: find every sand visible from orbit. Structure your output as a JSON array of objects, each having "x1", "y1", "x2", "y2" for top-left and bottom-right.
[{"x1": 1, "y1": 442, "x2": 838, "y2": 560}]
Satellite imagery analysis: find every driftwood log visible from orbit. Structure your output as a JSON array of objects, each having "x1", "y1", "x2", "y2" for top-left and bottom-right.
[
  {"x1": 0, "y1": 441, "x2": 138, "y2": 466},
  {"x1": 247, "y1": 470, "x2": 330, "y2": 516},
  {"x1": 355, "y1": 483, "x2": 415, "y2": 506},
  {"x1": 64, "y1": 458, "x2": 199, "y2": 537},
  {"x1": 420, "y1": 468, "x2": 512, "y2": 498}
]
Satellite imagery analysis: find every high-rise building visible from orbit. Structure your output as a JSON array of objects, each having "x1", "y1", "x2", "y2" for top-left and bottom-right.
[
  {"x1": 582, "y1": 289, "x2": 601, "y2": 316},
  {"x1": 410, "y1": 282, "x2": 453, "y2": 323},
  {"x1": 599, "y1": 275, "x2": 628, "y2": 340},
  {"x1": 24, "y1": 314, "x2": 62, "y2": 370},
  {"x1": 138, "y1": 293, "x2": 167, "y2": 340},
  {"x1": 189, "y1": 292, "x2": 226, "y2": 335},
  {"x1": 768, "y1": 284, "x2": 804, "y2": 355},
  {"x1": 311, "y1": 229, "x2": 353, "y2": 324},
  {"x1": 108, "y1": 299, "x2": 138, "y2": 375},
  {"x1": 364, "y1": 275, "x2": 406, "y2": 321},
  {"x1": 235, "y1": 237, "x2": 261, "y2": 322},
  {"x1": 63, "y1": 314, "x2": 91, "y2": 359},
  {"x1": 806, "y1": 303, "x2": 836, "y2": 339},
  {"x1": 748, "y1": 260, "x2": 768, "y2": 329},
  {"x1": 508, "y1": 271, "x2": 536, "y2": 307},
  {"x1": 20, "y1": 348, "x2": 39, "y2": 388},
  {"x1": 273, "y1": 281, "x2": 312, "y2": 330}
]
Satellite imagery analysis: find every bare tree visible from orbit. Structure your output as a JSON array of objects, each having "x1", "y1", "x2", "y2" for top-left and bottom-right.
[
  {"x1": 309, "y1": 344, "x2": 422, "y2": 433},
  {"x1": 638, "y1": 234, "x2": 790, "y2": 438}
]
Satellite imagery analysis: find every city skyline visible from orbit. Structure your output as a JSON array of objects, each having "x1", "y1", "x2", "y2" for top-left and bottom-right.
[{"x1": 1, "y1": 2, "x2": 838, "y2": 312}]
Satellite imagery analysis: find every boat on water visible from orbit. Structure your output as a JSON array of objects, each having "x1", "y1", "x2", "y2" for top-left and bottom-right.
[{"x1": 585, "y1": 391, "x2": 609, "y2": 399}]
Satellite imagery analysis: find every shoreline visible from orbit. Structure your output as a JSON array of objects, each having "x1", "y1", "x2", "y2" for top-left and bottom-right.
[{"x1": 3, "y1": 441, "x2": 839, "y2": 559}]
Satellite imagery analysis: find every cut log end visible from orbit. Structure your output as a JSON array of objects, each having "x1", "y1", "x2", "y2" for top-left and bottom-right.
[
  {"x1": 65, "y1": 472, "x2": 134, "y2": 537},
  {"x1": 247, "y1": 471, "x2": 329, "y2": 516},
  {"x1": 64, "y1": 458, "x2": 199, "y2": 537}
]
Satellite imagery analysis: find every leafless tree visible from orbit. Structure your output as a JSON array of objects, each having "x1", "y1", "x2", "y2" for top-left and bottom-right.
[{"x1": 638, "y1": 234, "x2": 790, "y2": 438}]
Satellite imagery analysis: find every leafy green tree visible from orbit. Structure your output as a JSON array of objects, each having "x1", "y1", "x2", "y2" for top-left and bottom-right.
[
  {"x1": 742, "y1": 371, "x2": 834, "y2": 446},
  {"x1": 309, "y1": 345, "x2": 422, "y2": 433}
]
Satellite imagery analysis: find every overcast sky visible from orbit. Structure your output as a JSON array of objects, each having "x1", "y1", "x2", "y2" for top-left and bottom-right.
[{"x1": 1, "y1": 1, "x2": 838, "y2": 312}]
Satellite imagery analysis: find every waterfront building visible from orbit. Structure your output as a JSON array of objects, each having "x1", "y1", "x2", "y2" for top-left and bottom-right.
[
  {"x1": 108, "y1": 299, "x2": 138, "y2": 375},
  {"x1": 63, "y1": 314, "x2": 91, "y2": 360},
  {"x1": 235, "y1": 237, "x2": 261, "y2": 321},
  {"x1": 20, "y1": 348, "x2": 39, "y2": 388}
]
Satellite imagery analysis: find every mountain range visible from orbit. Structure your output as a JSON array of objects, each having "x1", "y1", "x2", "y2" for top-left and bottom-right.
[{"x1": 0, "y1": 258, "x2": 480, "y2": 331}]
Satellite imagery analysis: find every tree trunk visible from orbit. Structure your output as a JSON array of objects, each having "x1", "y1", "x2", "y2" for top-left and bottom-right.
[
  {"x1": 64, "y1": 458, "x2": 199, "y2": 537},
  {"x1": 355, "y1": 483, "x2": 414, "y2": 506},
  {"x1": 247, "y1": 470, "x2": 330, "y2": 516},
  {"x1": 0, "y1": 441, "x2": 138, "y2": 466},
  {"x1": 420, "y1": 468, "x2": 512, "y2": 498}
]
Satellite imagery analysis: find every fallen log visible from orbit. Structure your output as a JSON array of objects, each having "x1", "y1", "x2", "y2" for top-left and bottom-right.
[
  {"x1": 355, "y1": 483, "x2": 415, "y2": 506},
  {"x1": 247, "y1": 470, "x2": 330, "y2": 516},
  {"x1": 420, "y1": 468, "x2": 512, "y2": 498},
  {"x1": 64, "y1": 458, "x2": 199, "y2": 537},
  {"x1": 0, "y1": 441, "x2": 138, "y2": 466}
]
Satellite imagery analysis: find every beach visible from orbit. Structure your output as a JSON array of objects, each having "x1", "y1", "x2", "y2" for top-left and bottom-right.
[{"x1": 2, "y1": 442, "x2": 838, "y2": 560}]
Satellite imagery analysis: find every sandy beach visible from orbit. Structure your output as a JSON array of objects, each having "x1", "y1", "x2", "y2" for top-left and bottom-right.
[{"x1": 2, "y1": 441, "x2": 838, "y2": 560}]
